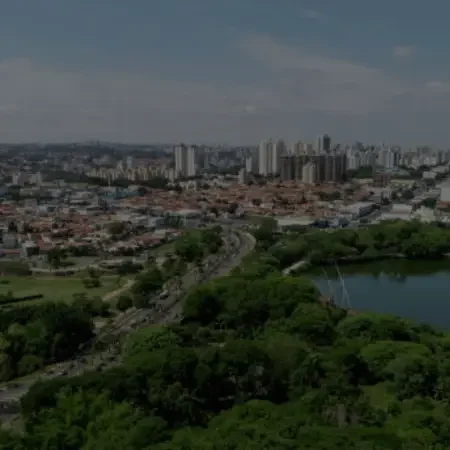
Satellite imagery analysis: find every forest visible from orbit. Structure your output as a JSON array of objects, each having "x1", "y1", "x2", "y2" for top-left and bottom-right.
[{"x1": 1, "y1": 248, "x2": 450, "y2": 449}]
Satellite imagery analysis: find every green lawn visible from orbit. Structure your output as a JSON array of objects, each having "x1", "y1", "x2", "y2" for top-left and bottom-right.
[
  {"x1": 0, "y1": 275, "x2": 123, "y2": 304},
  {"x1": 150, "y1": 241, "x2": 175, "y2": 256}
]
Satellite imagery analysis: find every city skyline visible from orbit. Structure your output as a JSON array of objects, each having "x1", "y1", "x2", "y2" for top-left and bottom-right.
[{"x1": 2, "y1": 1, "x2": 450, "y2": 144}]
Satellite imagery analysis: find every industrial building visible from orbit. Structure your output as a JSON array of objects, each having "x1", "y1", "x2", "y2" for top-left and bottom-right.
[
  {"x1": 343, "y1": 202, "x2": 375, "y2": 220},
  {"x1": 275, "y1": 216, "x2": 315, "y2": 230}
]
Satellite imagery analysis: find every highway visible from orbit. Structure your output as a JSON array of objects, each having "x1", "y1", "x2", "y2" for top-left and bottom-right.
[{"x1": 0, "y1": 229, "x2": 255, "y2": 409}]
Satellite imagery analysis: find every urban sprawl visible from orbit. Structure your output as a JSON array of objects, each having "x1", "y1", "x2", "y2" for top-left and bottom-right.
[{"x1": 0, "y1": 135, "x2": 449, "y2": 263}]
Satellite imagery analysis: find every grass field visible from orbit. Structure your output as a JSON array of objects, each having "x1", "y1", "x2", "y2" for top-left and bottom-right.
[
  {"x1": 0, "y1": 275, "x2": 124, "y2": 304},
  {"x1": 150, "y1": 241, "x2": 175, "y2": 256}
]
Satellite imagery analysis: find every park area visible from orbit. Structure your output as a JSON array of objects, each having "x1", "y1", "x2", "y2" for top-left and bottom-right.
[{"x1": 0, "y1": 275, "x2": 125, "y2": 305}]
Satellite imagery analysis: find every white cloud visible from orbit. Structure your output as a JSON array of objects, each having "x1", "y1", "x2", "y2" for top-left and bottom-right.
[
  {"x1": 0, "y1": 58, "x2": 281, "y2": 142},
  {"x1": 392, "y1": 45, "x2": 415, "y2": 59},
  {"x1": 426, "y1": 80, "x2": 450, "y2": 90},
  {"x1": 0, "y1": 37, "x2": 449, "y2": 145},
  {"x1": 239, "y1": 34, "x2": 409, "y2": 114}
]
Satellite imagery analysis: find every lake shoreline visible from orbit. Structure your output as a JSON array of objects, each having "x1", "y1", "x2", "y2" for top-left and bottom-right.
[{"x1": 290, "y1": 254, "x2": 450, "y2": 276}]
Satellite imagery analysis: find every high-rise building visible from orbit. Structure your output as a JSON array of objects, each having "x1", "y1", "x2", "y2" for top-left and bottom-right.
[
  {"x1": 302, "y1": 162, "x2": 316, "y2": 184},
  {"x1": 316, "y1": 133, "x2": 331, "y2": 154},
  {"x1": 377, "y1": 148, "x2": 400, "y2": 169},
  {"x1": 174, "y1": 144, "x2": 197, "y2": 178},
  {"x1": 238, "y1": 168, "x2": 248, "y2": 185},
  {"x1": 316, "y1": 136, "x2": 323, "y2": 154},
  {"x1": 258, "y1": 139, "x2": 272, "y2": 175},
  {"x1": 245, "y1": 156, "x2": 253, "y2": 173},
  {"x1": 280, "y1": 155, "x2": 296, "y2": 181},
  {"x1": 280, "y1": 153, "x2": 347, "y2": 184},
  {"x1": 291, "y1": 141, "x2": 305, "y2": 155},
  {"x1": 258, "y1": 139, "x2": 286, "y2": 175},
  {"x1": 322, "y1": 134, "x2": 331, "y2": 153},
  {"x1": 126, "y1": 156, "x2": 135, "y2": 170},
  {"x1": 273, "y1": 140, "x2": 286, "y2": 174}
]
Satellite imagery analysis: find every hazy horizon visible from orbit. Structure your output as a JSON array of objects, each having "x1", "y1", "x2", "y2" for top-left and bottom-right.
[{"x1": 2, "y1": 1, "x2": 450, "y2": 145}]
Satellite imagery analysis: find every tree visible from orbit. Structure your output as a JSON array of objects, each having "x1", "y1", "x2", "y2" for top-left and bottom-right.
[
  {"x1": 47, "y1": 248, "x2": 63, "y2": 269},
  {"x1": 7, "y1": 220, "x2": 18, "y2": 233},
  {"x1": 117, "y1": 260, "x2": 142, "y2": 276},
  {"x1": 422, "y1": 198, "x2": 437, "y2": 209},
  {"x1": 175, "y1": 235, "x2": 203, "y2": 262},
  {"x1": 11, "y1": 230, "x2": 450, "y2": 450},
  {"x1": 131, "y1": 265, "x2": 164, "y2": 308},
  {"x1": 137, "y1": 186, "x2": 148, "y2": 196},
  {"x1": 24, "y1": 390, "x2": 154, "y2": 450},
  {"x1": 17, "y1": 354, "x2": 44, "y2": 377},
  {"x1": 253, "y1": 218, "x2": 278, "y2": 248},
  {"x1": 133, "y1": 265, "x2": 164, "y2": 295},
  {"x1": 108, "y1": 221, "x2": 126, "y2": 236},
  {"x1": 116, "y1": 294, "x2": 133, "y2": 312},
  {"x1": 122, "y1": 326, "x2": 182, "y2": 366},
  {"x1": 83, "y1": 268, "x2": 102, "y2": 288},
  {"x1": 228, "y1": 203, "x2": 238, "y2": 214}
]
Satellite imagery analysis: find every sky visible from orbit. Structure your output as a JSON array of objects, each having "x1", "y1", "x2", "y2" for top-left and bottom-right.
[{"x1": 1, "y1": 0, "x2": 450, "y2": 145}]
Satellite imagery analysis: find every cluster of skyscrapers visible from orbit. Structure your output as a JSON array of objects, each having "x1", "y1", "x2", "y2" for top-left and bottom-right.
[
  {"x1": 171, "y1": 137, "x2": 450, "y2": 185},
  {"x1": 250, "y1": 134, "x2": 347, "y2": 184},
  {"x1": 346, "y1": 144, "x2": 450, "y2": 171}
]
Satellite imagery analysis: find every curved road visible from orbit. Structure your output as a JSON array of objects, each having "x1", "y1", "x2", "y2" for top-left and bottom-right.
[{"x1": 0, "y1": 229, "x2": 255, "y2": 407}]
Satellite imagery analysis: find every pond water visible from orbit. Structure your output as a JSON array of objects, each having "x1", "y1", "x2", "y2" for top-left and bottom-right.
[{"x1": 312, "y1": 259, "x2": 450, "y2": 329}]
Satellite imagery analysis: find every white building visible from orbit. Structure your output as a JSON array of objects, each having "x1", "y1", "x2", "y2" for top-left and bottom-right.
[
  {"x1": 12, "y1": 172, "x2": 28, "y2": 186},
  {"x1": 344, "y1": 202, "x2": 375, "y2": 220},
  {"x1": 258, "y1": 139, "x2": 285, "y2": 175},
  {"x1": 346, "y1": 149, "x2": 362, "y2": 170},
  {"x1": 258, "y1": 139, "x2": 274, "y2": 175},
  {"x1": 238, "y1": 168, "x2": 248, "y2": 185},
  {"x1": 391, "y1": 204, "x2": 413, "y2": 214},
  {"x1": 378, "y1": 148, "x2": 400, "y2": 169},
  {"x1": 174, "y1": 145, "x2": 196, "y2": 178},
  {"x1": 302, "y1": 162, "x2": 316, "y2": 184},
  {"x1": 245, "y1": 156, "x2": 253, "y2": 173},
  {"x1": 126, "y1": 156, "x2": 135, "y2": 170}
]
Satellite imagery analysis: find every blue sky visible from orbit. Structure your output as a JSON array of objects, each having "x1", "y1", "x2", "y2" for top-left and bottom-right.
[{"x1": 1, "y1": 0, "x2": 450, "y2": 144}]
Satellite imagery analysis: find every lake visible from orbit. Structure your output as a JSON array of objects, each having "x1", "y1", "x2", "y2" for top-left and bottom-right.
[{"x1": 312, "y1": 259, "x2": 450, "y2": 329}]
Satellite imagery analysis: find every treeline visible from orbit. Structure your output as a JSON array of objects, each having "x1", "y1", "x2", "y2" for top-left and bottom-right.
[
  {"x1": 262, "y1": 220, "x2": 450, "y2": 268},
  {"x1": 1, "y1": 253, "x2": 449, "y2": 448},
  {"x1": 43, "y1": 170, "x2": 170, "y2": 189}
]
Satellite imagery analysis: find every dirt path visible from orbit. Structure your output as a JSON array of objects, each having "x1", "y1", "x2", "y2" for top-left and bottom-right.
[{"x1": 102, "y1": 279, "x2": 135, "y2": 302}]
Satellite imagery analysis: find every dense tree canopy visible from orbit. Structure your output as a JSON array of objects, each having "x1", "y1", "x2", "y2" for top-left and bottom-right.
[
  {"x1": 174, "y1": 227, "x2": 223, "y2": 263},
  {"x1": 0, "y1": 302, "x2": 94, "y2": 382},
  {"x1": 4, "y1": 227, "x2": 450, "y2": 448},
  {"x1": 265, "y1": 220, "x2": 450, "y2": 268}
]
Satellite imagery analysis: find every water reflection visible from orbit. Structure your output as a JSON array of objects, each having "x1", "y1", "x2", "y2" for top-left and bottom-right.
[{"x1": 311, "y1": 259, "x2": 450, "y2": 329}]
